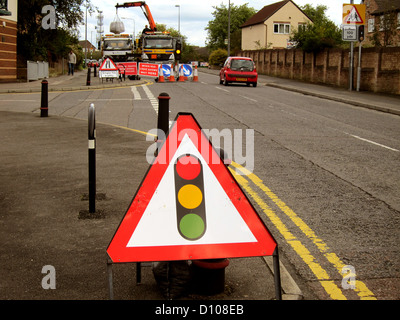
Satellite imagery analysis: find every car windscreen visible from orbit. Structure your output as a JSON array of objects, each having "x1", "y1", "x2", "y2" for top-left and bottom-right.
[{"x1": 230, "y1": 59, "x2": 254, "y2": 71}]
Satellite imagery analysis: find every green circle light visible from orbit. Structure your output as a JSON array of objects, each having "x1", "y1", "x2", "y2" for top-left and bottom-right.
[{"x1": 179, "y1": 213, "x2": 205, "y2": 240}]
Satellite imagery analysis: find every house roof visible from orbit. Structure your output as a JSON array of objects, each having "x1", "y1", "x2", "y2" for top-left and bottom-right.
[
  {"x1": 372, "y1": 0, "x2": 400, "y2": 15},
  {"x1": 240, "y1": 0, "x2": 311, "y2": 28},
  {"x1": 241, "y1": 0, "x2": 289, "y2": 28},
  {"x1": 79, "y1": 40, "x2": 96, "y2": 49}
]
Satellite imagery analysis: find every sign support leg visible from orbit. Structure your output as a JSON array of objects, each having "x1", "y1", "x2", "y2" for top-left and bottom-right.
[
  {"x1": 136, "y1": 262, "x2": 142, "y2": 284},
  {"x1": 357, "y1": 43, "x2": 362, "y2": 92},
  {"x1": 273, "y1": 247, "x2": 282, "y2": 300},
  {"x1": 107, "y1": 258, "x2": 114, "y2": 300}
]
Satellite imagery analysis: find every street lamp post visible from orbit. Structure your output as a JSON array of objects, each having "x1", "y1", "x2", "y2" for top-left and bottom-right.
[
  {"x1": 121, "y1": 17, "x2": 135, "y2": 40},
  {"x1": 85, "y1": 0, "x2": 88, "y2": 66},
  {"x1": 228, "y1": 0, "x2": 231, "y2": 57},
  {"x1": 175, "y1": 5, "x2": 180, "y2": 34}
]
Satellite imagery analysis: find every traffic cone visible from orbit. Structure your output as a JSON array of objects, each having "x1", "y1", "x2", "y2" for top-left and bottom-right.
[
  {"x1": 193, "y1": 66, "x2": 199, "y2": 82},
  {"x1": 158, "y1": 65, "x2": 165, "y2": 83},
  {"x1": 169, "y1": 64, "x2": 175, "y2": 82},
  {"x1": 178, "y1": 66, "x2": 185, "y2": 82}
]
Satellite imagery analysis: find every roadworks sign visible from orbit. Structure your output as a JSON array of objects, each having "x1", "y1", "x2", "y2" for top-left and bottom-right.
[
  {"x1": 107, "y1": 113, "x2": 277, "y2": 263},
  {"x1": 99, "y1": 58, "x2": 119, "y2": 78}
]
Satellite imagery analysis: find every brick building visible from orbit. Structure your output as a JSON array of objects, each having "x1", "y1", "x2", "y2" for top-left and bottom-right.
[
  {"x1": 0, "y1": 0, "x2": 17, "y2": 81},
  {"x1": 362, "y1": 0, "x2": 400, "y2": 46}
]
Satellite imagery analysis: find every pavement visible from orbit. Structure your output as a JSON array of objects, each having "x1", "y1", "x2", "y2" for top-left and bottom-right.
[{"x1": 0, "y1": 69, "x2": 398, "y2": 301}]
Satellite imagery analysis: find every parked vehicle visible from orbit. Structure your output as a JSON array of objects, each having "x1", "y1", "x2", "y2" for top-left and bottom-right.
[
  {"x1": 219, "y1": 57, "x2": 258, "y2": 87},
  {"x1": 87, "y1": 60, "x2": 99, "y2": 67}
]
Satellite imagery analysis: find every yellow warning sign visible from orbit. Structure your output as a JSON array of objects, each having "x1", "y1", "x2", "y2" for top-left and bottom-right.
[{"x1": 343, "y1": 4, "x2": 366, "y2": 25}]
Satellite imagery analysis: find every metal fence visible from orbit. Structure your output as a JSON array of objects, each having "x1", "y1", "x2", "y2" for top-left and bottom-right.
[{"x1": 27, "y1": 61, "x2": 49, "y2": 82}]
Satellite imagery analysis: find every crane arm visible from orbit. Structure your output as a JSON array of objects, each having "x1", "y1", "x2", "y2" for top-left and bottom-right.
[{"x1": 115, "y1": 2, "x2": 157, "y2": 31}]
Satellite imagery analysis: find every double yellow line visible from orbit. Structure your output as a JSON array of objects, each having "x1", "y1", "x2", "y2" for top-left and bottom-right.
[{"x1": 229, "y1": 161, "x2": 376, "y2": 300}]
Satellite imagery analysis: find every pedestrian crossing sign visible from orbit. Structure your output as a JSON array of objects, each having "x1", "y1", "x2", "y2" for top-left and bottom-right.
[
  {"x1": 107, "y1": 113, "x2": 277, "y2": 263},
  {"x1": 343, "y1": 4, "x2": 366, "y2": 25}
]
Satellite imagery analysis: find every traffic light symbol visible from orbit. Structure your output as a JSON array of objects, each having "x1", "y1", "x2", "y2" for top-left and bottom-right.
[
  {"x1": 358, "y1": 25, "x2": 365, "y2": 42},
  {"x1": 175, "y1": 40, "x2": 182, "y2": 61},
  {"x1": 174, "y1": 154, "x2": 206, "y2": 241}
]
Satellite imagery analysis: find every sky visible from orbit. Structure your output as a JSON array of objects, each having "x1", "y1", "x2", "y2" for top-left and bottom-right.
[{"x1": 79, "y1": 0, "x2": 363, "y2": 47}]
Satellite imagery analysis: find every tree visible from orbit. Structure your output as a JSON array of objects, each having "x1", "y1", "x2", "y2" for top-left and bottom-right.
[
  {"x1": 290, "y1": 4, "x2": 343, "y2": 53},
  {"x1": 208, "y1": 48, "x2": 227, "y2": 67},
  {"x1": 17, "y1": 1, "x2": 94, "y2": 62},
  {"x1": 155, "y1": 23, "x2": 190, "y2": 63},
  {"x1": 206, "y1": 3, "x2": 256, "y2": 53}
]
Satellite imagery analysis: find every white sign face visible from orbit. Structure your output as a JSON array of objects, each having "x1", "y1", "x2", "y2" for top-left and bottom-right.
[
  {"x1": 342, "y1": 25, "x2": 357, "y2": 41},
  {"x1": 99, "y1": 70, "x2": 119, "y2": 78},
  {"x1": 126, "y1": 133, "x2": 257, "y2": 248}
]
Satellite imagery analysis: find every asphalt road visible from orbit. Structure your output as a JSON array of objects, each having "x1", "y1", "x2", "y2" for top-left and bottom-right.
[{"x1": 1, "y1": 72, "x2": 399, "y2": 300}]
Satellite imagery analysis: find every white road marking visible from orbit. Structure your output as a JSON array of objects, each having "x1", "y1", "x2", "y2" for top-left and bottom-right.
[
  {"x1": 215, "y1": 86, "x2": 229, "y2": 93},
  {"x1": 131, "y1": 86, "x2": 142, "y2": 100},
  {"x1": 142, "y1": 85, "x2": 158, "y2": 114},
  {"x1": 344, "y1": 132, "x2": 399, "y2": 152},
  {"x1": 240, "y1": 95, "x2": 258, "y2": 103}
]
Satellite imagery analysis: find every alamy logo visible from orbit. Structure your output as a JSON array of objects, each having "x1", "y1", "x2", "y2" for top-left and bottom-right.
[
  {"x1": 41, "y1": 265, "x2": 56, "y2": 289},
  {"x1": 146, "y1": 128, "x2": 254, "y2": 174},
  {"x1": 42, "y1": 5, "x2": 56, "y2": 30}
]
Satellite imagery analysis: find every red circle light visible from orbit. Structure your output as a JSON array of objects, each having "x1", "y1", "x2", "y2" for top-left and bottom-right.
[{"x1": 176, "y1": 155, "x2": 201, "y2": 180}]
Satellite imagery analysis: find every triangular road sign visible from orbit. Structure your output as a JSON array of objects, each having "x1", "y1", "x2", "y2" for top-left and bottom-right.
[
  {"x1": 99, "y1": 57, "x2": 118, "y2": 71},
  {"x1": 343, "y1": 5, "x2": 365, "y2": 25},
  {"x1": 107, "y1": 113, "x2": 277, "y2": 263}
]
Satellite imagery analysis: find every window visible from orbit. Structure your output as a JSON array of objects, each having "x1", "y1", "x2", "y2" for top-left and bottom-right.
[
  {"x1": 398, "y1": 12, "x2": 400, "y2": 29},
  {"x1": 298, "y1": 23, "x2": 307, "y2": 33},
  {"x1": 230, "y1": 59, "x2": 254, "y2": 71},
  {"x1": 0, "y1": 0, "x2": 7, "y2": 10},
  {"x1": 0, "y1": 0, "x2": 11, "y2": 16},
  {"x1": 274, "y1": 23, "x2": 290, "y2": 34},
  {"x1": 368, "y1": 18, "x2": 375, "y2": 33},
  {"x1": 379, "y1": 15, "x2": 385, "y2": 31}
]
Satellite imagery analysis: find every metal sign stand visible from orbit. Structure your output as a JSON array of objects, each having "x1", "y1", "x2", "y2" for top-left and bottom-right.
[
  {"x1": 107, "y1": 258, "x2": 114, "y2": 300},
  {"x1": 273, "y1": 247, "x2": 283, "y2": 300},
  {"x1": 106, "y1": 253, "x2": 282, "y2": 300}
]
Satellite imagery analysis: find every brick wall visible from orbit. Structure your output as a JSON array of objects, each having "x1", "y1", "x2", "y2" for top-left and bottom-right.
[
  {"x1": 0, "y1": 17, "x2": 17, "y2": 81},
  {"x1": 240, "y1": 47, "x2": 400, "y2": 95}
]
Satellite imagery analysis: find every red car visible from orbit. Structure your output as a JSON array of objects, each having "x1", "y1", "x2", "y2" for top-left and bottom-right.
[
  {"x1": 219, "y1": 56, "x2": 258, "y2": 87},
  {"x1": 87, "y1": 60, "x2": 99, "y2": 67}
]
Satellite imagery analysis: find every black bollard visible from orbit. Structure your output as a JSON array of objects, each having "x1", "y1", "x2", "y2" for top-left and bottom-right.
[
  {"x1": 88, "y1": 103, "x2": 96, "y2": 213},
  {"x1": 157, "y1": 93, "x2": 170, "y2": 136},
  {"x1": 40, "y1": 80, "x2": 48, "y2": 117},
  {"x1": 86, "y1": 67, "x2": 91, "y2": 86},
  {"x1": 93, "y1": 64, "x2": 97, "y2": 77},
  {"x1": 155, "y1": 93, "x2": 170, "y2": 155}
]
